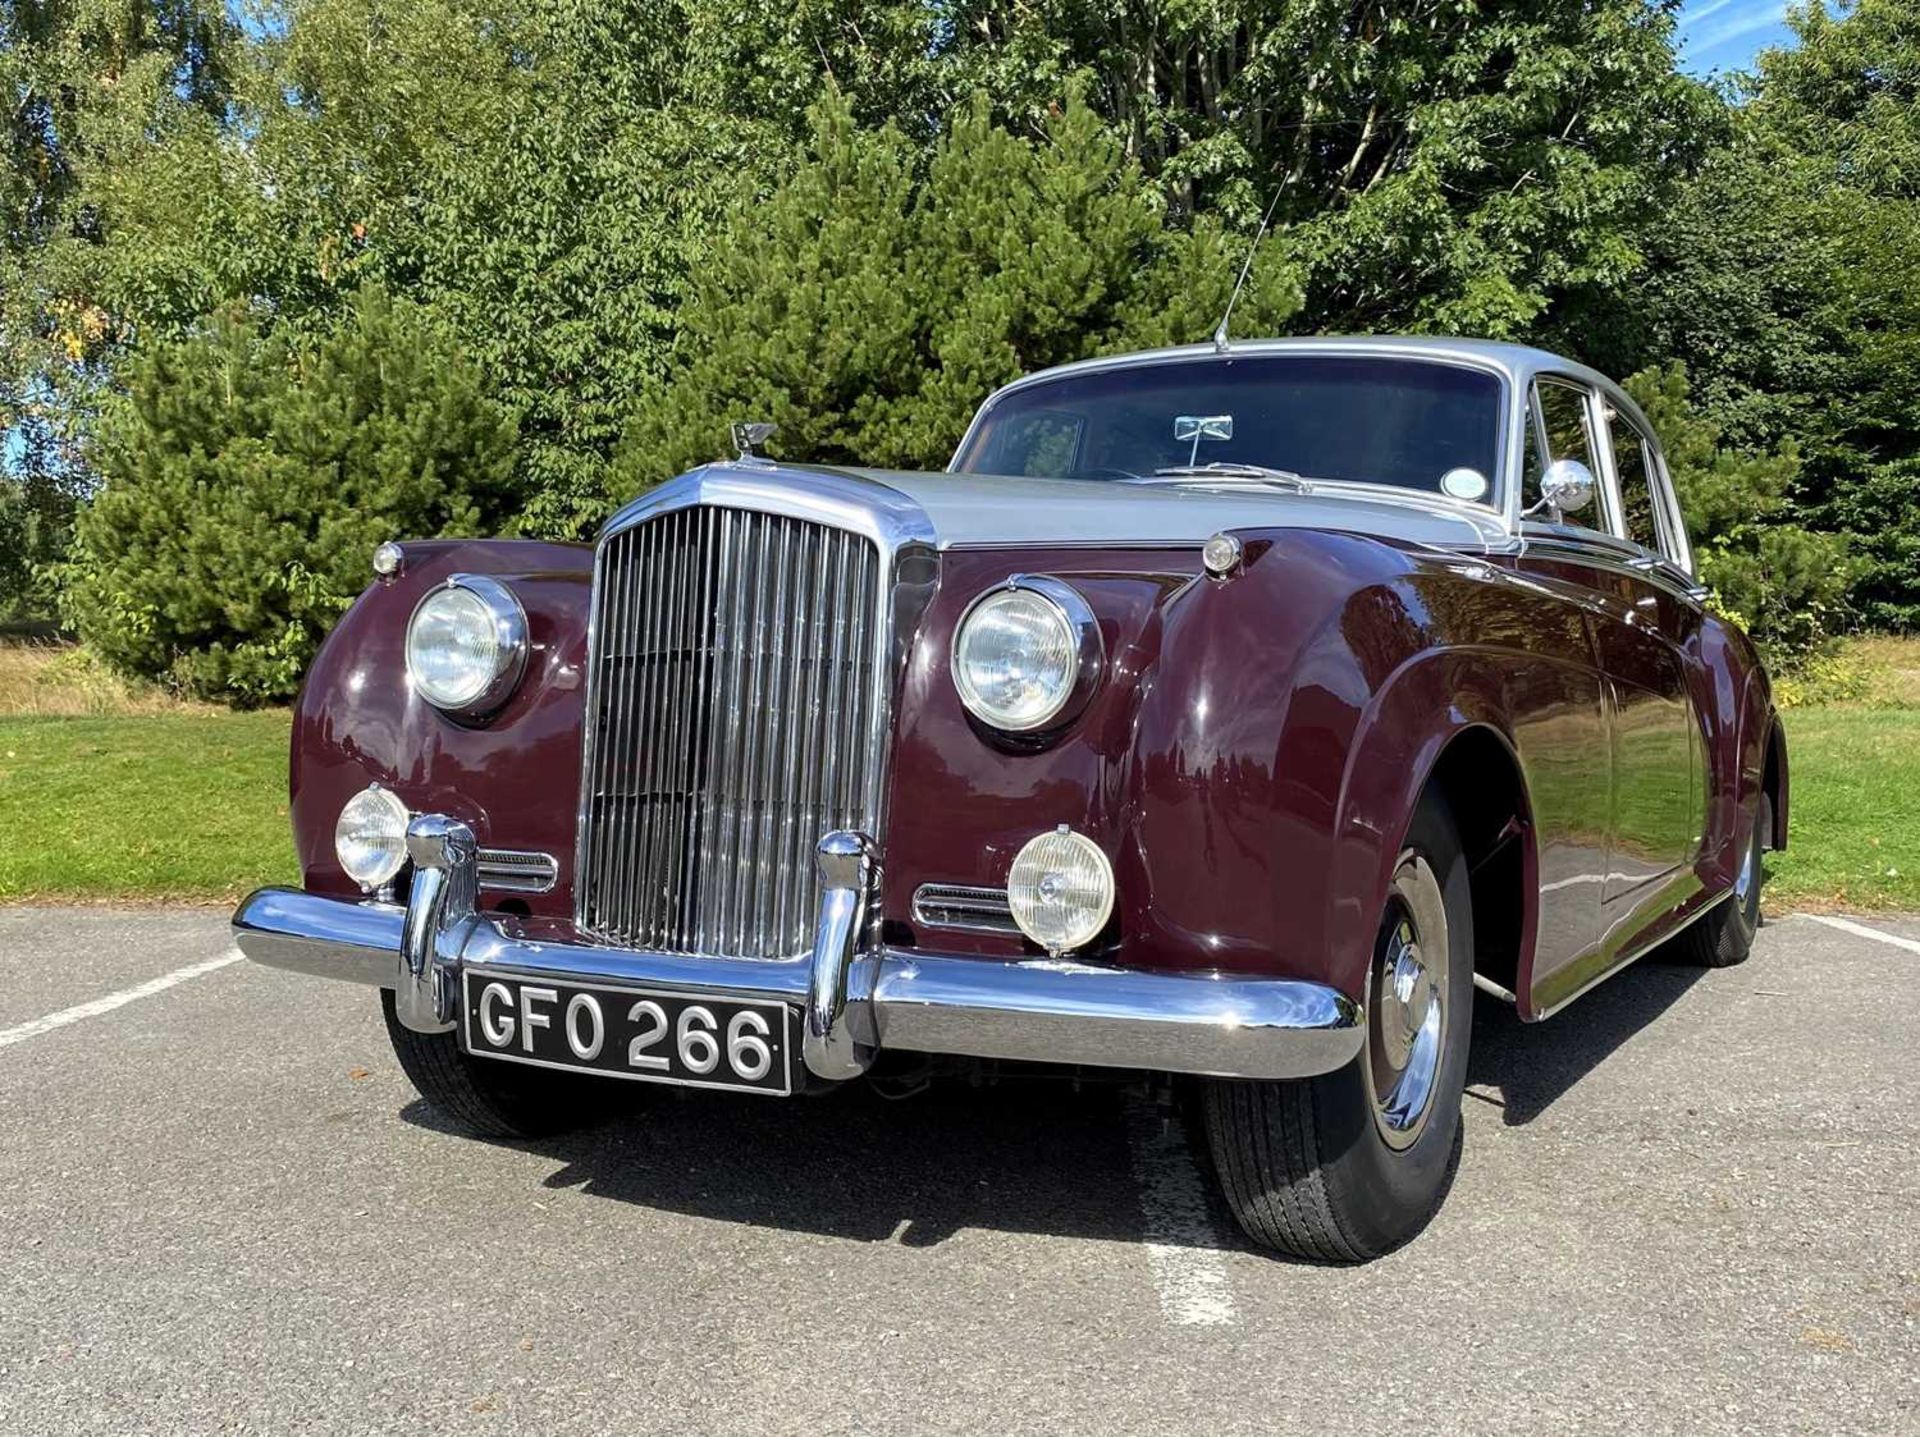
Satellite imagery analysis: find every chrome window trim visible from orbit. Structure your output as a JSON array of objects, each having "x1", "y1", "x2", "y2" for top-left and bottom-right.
[
  {"x1": 1594, "y1": 398, "x2": 1689, "y2": 573},
  {"x1": 950, "y1": 338, "x2": 1678, "y2": 550},
  {"x1": 1517, "y1": 529, "x2": 1709, "y2": 606},
  {"x1": 1646, "y1": 437, "x2": 1695, "y2": 576},
  {"x1": 574, "y1": 465, "x2": 938, "y2": 955},
  {"x1": 1530, "y1": 374, "x2": 1619, "y2": 535}
]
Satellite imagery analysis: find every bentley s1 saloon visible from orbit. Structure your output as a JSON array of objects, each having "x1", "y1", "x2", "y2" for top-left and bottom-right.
[{"x1": 234, "y1": 337, "x2": 1788, "y2": 1262}]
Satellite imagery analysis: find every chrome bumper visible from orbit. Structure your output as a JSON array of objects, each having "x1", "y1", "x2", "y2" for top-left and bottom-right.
[{"x1": 232, "y1": 819, "x2": 1363, "y2": 1083}]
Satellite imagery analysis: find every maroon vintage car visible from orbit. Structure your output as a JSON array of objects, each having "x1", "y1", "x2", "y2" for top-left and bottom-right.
[{"x1": 234, "y1": 337, "x2": 1787, "y2": 1262}]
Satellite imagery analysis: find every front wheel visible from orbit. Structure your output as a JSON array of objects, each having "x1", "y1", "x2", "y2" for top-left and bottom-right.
[
  {"x1": 381, "y1": 992, "x2": 619, "y2": 1140},
  {"x1": 1201, "y1": 791, "x2": 1474, "y2": 1262}
]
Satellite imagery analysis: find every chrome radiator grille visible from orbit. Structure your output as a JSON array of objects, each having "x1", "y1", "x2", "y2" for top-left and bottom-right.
[{"x1": 576, "y1": 505, "x2": 886, "y2": 957}]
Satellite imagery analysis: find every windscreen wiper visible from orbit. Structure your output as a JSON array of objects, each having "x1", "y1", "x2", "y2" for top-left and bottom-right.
[{"x1": 1145, "y1": 462, "x2": 1315, "y2": 491}]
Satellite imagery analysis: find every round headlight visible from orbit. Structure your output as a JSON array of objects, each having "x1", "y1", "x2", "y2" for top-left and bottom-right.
[
  {"x1": 406, "y1": 575, "x2": 528, "y2": 713},
  {"x1": 335, "y1": 785, "x2": 410, "y2": 891},
  {"x1": 1007, "y1": 827, "x2": 1116, "y2": 955},
  {"x1": 952, "y1": 577, "x2": 1102, "y2": 732}
]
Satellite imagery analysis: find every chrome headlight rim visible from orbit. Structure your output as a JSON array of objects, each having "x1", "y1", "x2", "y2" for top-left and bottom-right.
[
  {"x1": 950, "y1": 574, "x2": 1105, "y2": 735},
  {"x1": 405, "y1": 573, "x2": 529, "y2": 716}
]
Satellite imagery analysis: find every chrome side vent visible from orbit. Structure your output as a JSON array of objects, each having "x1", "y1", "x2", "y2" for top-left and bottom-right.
[
  {"x1": 912, "y1": 883, "x2": 1019, "y2": 936},
  {"x1": 476, "y1": 849, "x2": 559, "y2": 895},
  {"x1": 576, "y1": 505, "x2": 888, "y2": 958}
]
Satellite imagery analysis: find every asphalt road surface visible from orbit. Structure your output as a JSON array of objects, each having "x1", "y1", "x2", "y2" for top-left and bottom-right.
[{"x1": 0, "y1": 908, "x2": 1914, "y2": 1435}]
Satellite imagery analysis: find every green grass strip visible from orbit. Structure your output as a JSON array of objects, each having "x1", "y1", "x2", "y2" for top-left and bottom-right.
[{"x1": 0, "y1": 713, "x2": 298, "y2": 903}]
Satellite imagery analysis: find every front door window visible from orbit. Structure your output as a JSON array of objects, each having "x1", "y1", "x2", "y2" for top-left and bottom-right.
[{"x1": 1528, "y1": 380, "x2": 1607, "y2": 532}]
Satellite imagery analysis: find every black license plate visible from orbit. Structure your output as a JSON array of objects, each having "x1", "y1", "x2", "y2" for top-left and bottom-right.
[{"x1": 460, "y1": 971, "x2": 794, "y2": 1096}]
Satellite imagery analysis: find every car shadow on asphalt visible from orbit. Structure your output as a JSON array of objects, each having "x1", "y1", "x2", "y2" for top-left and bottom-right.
[
  {"x1": 393, "y1": 954, "x2": 1709, "y2": 1250},
  {"x1": 1467, "y1": 956, "x2": 1707, "y2": 1125},
  {"x1": 401, "y1": 1076, "x2": 1206, "y2": 1250}
]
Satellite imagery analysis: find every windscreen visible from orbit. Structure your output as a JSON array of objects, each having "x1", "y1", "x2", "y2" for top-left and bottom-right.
[{"x1": 953, "y1": 354, "x2": 1504, "y2": 501}]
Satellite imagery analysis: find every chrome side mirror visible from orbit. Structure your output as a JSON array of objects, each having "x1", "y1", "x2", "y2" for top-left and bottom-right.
[{"x1": 1530, "y1": 458, "x2": 1595, "y2": 521}]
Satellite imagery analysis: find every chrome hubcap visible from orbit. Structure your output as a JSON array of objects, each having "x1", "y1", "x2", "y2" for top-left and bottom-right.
[
  {"x1": 1364, "y1": 852, "x2": 1449, "y2": 1150},
  {"x1": 1735, "y1": 830, "x2": 1758, "y2": 904}
]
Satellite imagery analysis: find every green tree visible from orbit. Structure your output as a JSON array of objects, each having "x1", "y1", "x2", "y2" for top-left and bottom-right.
[
  {"x1": 12, "y1": 2, "x2": 780, "y2": 538},
  {"x1": 613, "y1": 91, "x2": 1300, "y2": 495},
  {"x1": 2, "y1": 0, "x2": 235, "y2": 621},
  {"x1": 1747, "y1": 0, "x2": 1920, "y2": 628},
  {"x1": 1625, "y1": 362, "x2": 1851, "y2": 660},
  {"x1": 1635, "y1": 1, "x2": 1920, "y2": 630},
  {"x1": 938, "y1": 1, "x2": 1721, "y2": 341},
  {"x1": 12, "y1": 0, "x2": 1735, "y2": 542},
  {"x1": 61, "y1": 286, "x2": 517, "y2": 701}
]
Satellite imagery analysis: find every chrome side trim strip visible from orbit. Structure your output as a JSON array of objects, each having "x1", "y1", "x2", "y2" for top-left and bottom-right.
[{"x1": 1528, "y1": 887, "x2": 1733, "y2": 1021}]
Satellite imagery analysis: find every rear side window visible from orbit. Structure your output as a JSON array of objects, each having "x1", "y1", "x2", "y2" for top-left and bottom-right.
[{"x1": 1607, "y1": 408, "x2": 1664, "y2": 556}]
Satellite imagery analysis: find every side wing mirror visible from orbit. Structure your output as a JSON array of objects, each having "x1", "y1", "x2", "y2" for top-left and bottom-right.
[{"x1": 1530, "y1": 458, "x2": 1595, "y2": 521}]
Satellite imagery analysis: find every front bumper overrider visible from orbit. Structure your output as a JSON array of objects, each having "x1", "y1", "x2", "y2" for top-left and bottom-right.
[{"x1": 231, "y1": 818, "x2": 1363, "y2": 1084}]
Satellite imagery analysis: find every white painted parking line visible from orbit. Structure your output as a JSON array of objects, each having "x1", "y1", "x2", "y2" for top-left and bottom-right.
[
  {"x1": 1123, "y1": 1095, "x2": 1236, "y2": 1327},
  {"x1": 0, "y1": 951, "x2": 241, "y2": 1052},
  {"x1": 1801, "y1": 914, "x2": 1920, "y2": 956}
]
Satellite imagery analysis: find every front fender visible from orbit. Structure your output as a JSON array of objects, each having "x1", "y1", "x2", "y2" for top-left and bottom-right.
[
  {"x1": 1122, "y1": 533, "x2": 1507, "y2": 998},
  {"x1": 1130, "y1": 544, "x2": 1574, "y2": 1004},
  {"x1": 289, "y1": 539, "x2": 594, "y2": 914}
]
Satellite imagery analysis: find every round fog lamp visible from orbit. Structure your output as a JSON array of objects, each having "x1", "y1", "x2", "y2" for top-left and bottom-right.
[
  {"x1": 335, "y1": 785, "x2": 410, "y2": 891},
  {"x1": 1007, "y1": 827, "x2": 1115, "y2": 955}
]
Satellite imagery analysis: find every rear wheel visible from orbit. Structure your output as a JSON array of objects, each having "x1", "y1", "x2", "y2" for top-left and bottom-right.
[
  {"x1": 1201, "y1": 791, "x2": 1474, "y2": 1263},
  {"x1": 1673, "y1": 793, "x2": 1770, "y2": 969},
  {"x1": 381, "y1": 992, "x2": 615, "y2": 1140}
]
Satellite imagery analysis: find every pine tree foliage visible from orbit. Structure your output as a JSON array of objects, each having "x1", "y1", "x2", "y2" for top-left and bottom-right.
[
  {"x1": 1744, "y1": 0, "x2": 1920, "y2": 628},
  {"x1": 616, "y1": 92, "x2": 1299, "y2": 493},
  {"x1": 1625, "y1": 362, "x2": 1851, "y2": 657},
  {"x1": 59, "y1": 288, "x2": 517, "y2": 700}
]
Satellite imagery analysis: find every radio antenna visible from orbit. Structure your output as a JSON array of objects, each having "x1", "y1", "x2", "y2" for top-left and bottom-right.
[{"x1": 1211, "y1": 184, "x2": 1286, "y2": 354}]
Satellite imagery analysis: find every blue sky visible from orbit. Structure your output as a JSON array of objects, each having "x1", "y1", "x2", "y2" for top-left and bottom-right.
[{"x1": 1677, "y1": 0, "x2": 1800, "y2": 76}]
